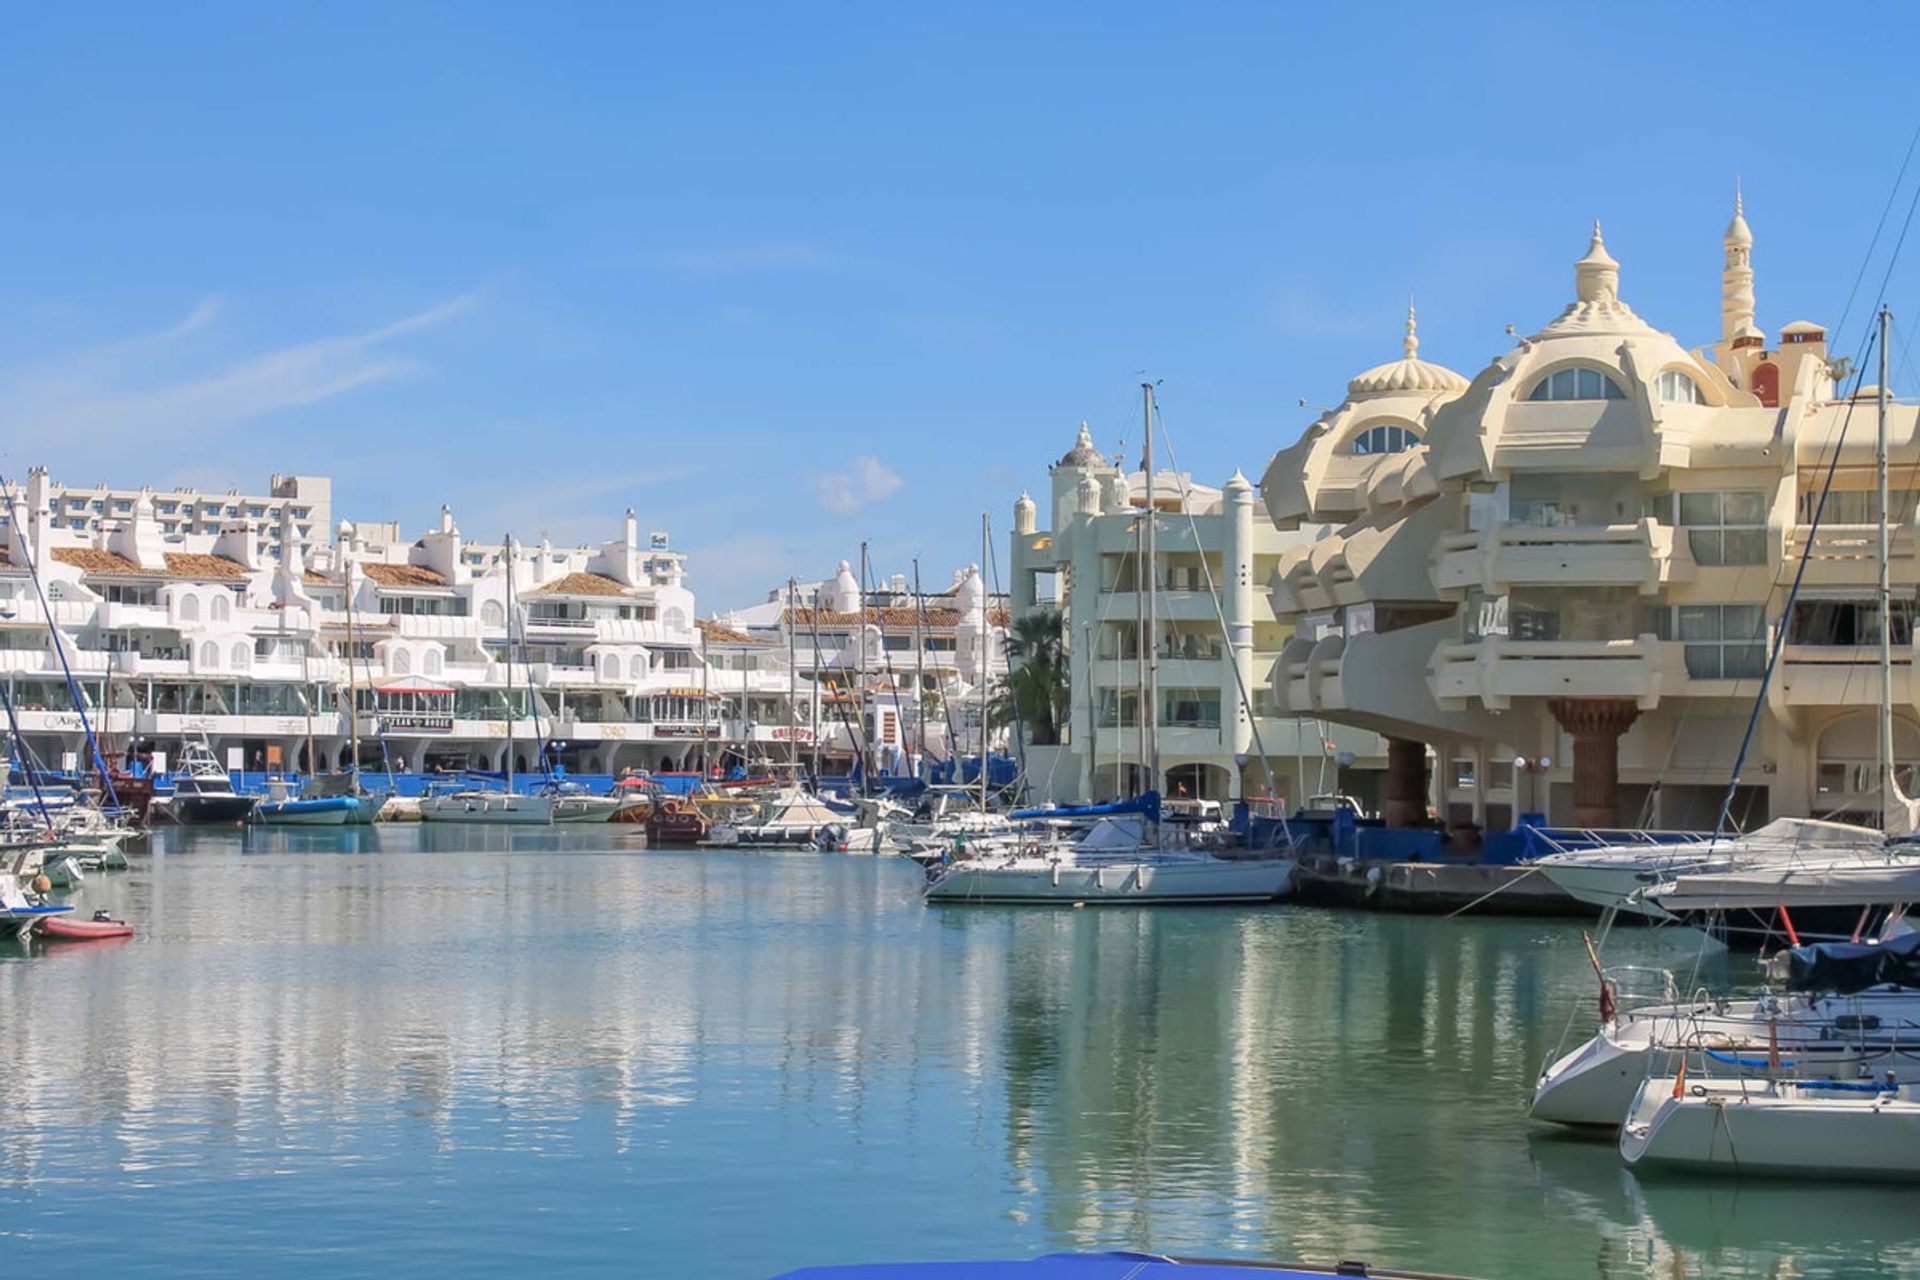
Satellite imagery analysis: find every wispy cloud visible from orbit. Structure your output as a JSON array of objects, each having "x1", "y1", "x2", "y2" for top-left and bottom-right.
[
  {"x1": 0, "y1": 292, "x2": 480, "y2": 460},
  {"x1": 814, "y1": 455, "x2": 903, "y2": 516}
]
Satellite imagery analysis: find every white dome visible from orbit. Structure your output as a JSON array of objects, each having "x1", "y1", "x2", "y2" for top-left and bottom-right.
[
  {"x1": 954, "y1": 563, "x2": 986, "y2": 615},
  {"x1": 1347, "y1": 305, "x2": 1469, "y2": 399}
]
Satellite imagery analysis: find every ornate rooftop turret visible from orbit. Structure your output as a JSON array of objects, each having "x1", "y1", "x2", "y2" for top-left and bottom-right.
[
  {"x1": 1347, "y1": 303, "x2": 1470, "y2": 398},
  {"x1": 1723, "y1": 185, "x2": 1759, "y2": 347},
  {"x1": 1575, "y1": 222, "x2": 1619, "y2": 304},
  {"x1": 1056, "y1": 421, "x2": 1106, "y2": 468}
]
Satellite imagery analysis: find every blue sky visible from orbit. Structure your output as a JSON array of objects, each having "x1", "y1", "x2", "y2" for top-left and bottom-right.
[{"x1": 4, "y1": 4, "x2": 1920, "y2": 608}]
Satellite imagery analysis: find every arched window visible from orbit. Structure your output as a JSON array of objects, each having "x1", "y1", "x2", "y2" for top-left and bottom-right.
[
  {"x1": 1351, "y1": 423, "x2": 1418, "y2": 456},
  {"x1": 198, "y1": 641, "x2": 220, "y2": 669},
  {"x1": 230, "y1": 641, "x2": 250, "y2": 669},
  {"x1": 391, "y1": 647, "x2": 412, "y2": 676},
  {"x1": 178, "y1": 593, "x2": 201, "y2": 623},
  {"x1": 481, "y1": 599, "x2": 506, "y2": 628},
  {"x1": 1657, "y1": 370, "x2": 1704, "y2": 405},
  {"x1": 662, "y1": 607, "x2": 688, "y2": 633},
  {"x1": 209, "y1": 593, "x2": 232, "y2": 622},
  {"x1": 601, "y1": 653, "x2": 621, "y2": 681},
  {"x1": 629, "y1": 654, "x2": 647, "y2": 680},
  {"x1": 423, "y1": 647, "x2": 443, "y2": 676},
  {"x1": 1528, "y1": 367, "x2": 1627, "y2": 402}
]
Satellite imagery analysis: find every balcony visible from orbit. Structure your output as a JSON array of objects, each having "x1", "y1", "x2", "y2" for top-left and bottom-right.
[
  {"x1": 1430, "y1": 635, "x2": 1663, "y2": 711},
  {"x1": 1781, "y1": 524, "x2": 1918, "y2": 588},
  {"x1": 1433, "y1": 520, "x2": 1675, "y2": 598},
  {"x1": 1771, "y1": 644, "x2": 1918, "y2": 707}
]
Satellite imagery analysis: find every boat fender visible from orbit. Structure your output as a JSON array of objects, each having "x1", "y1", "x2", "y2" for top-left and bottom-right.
[
  {"x1": 1364, "y1": 865, "x2": 1384, "y2": 896},
  {"x1": 1051, "y1": 865, "x2": 1061, "y2": 888},
  {"x1": 31, "y1": 874, "x2": 50, "y2": 894}
]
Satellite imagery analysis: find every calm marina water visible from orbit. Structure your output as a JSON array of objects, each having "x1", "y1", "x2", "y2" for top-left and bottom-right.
[{"x1": 4, "y1": 828, "x2": 1918, "y2": 1279}]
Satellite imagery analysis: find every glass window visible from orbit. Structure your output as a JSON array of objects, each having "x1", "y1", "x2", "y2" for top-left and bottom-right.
[
  {"x1": 1529, "y1": 367, "x2": 1628, "y2": 402},
  {"x1": 1352, "y1": 424, "x2": 1417, "y2": 456},
  {"x1": 1679, "y1": 490, "x2": 1768, "y2": 566},
  {"x1": 1657, "y1": 370, "x2": 1705, "y2": 404},
  {"x1": 1680, "y1": 603, "x2": 1768, "y2": 679}
]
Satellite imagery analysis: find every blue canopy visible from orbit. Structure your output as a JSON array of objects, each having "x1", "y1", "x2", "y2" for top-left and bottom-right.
[
  {"x1": 1010, "y1": 791, "x2": 1161, "y2": 824},
  {"x1": 772, "y1": 1254, "x2": 1466, "y2": 1280}
]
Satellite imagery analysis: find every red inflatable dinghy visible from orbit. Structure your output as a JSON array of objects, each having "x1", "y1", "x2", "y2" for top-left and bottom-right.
[{"x1": 40, "y1": 912, "x2": 135, "y2": 942}]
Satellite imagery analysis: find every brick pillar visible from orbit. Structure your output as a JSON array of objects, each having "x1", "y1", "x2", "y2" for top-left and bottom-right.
[
  {"x1": 1385, "y1": 737, "x2": 1427, "y2": 828},
  {"x1": 1548, "y1": 698, "x2": 1640, "y2": 829}
]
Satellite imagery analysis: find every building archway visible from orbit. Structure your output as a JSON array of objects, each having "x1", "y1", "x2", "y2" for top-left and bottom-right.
[
  {"x1": 1816, "y1": 712, "x2": 1920, "y2": 823},
  {"x1": 1166, "y1": 761, "x2": 1232, "y2": 802}
]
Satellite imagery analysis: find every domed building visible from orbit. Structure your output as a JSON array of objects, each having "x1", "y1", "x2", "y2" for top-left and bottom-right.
[{"x1": 1263, "y1": 199, "x2": 1920, "y2": 834}]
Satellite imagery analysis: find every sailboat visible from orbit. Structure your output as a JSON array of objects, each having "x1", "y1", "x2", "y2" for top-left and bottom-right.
[
  {"x1": 924, "y1": 384, "x2": 1295, "y2": 905},
  {"x1": 420, "y1": 536, "x2": 554, "y2": 825}
]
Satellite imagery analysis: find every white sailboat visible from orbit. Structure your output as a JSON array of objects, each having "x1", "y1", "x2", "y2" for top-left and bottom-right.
[
  {"x1": 924, "y1": 384, "x2": 1295, "y2": 906},
  {"x1": 420, "y1": 536, "x2": 554, "y2": 826},
  {"x1": 1620, "y1": 1075, "x2": 1920, "y2": 1178}
]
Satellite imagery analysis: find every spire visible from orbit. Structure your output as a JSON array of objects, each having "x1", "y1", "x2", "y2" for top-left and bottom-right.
[
  {"x1": 1722, "y1": 186, "x2": 1757, "y2": 346},
  {"x1": 1056, "y1": 418, "x2": 1106, "y2": 468},
  {"x1": 1725, "y1": 179, "x2": 1753, "y2": 247},
  {"x1": 1575, "y1": 222, "x2": 1620, "y2": 304},
  {"x1": 1402, "y1": 300, "x2": 1419, "y2": 360}
]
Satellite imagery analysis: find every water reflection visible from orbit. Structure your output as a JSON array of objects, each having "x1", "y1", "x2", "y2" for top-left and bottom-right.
[{"x1": 0, "y1": 831, "x2": 1910, "y2": 1279}]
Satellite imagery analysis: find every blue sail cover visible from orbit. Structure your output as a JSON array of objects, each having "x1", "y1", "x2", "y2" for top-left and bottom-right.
[
  {"x1": 772, "y1": 1255, "x2": 1467, "y2": 1280},
  {"x1": 1784, "y1": 930, "x2": 1920, "y2": 995},
  {"x1": 1009, "y1": 791, "x2": 1161, "y2": 824}
]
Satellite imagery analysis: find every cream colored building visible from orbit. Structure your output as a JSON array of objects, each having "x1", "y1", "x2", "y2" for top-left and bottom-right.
[
  {"x1": 1008, "y1": 425, "x2": 1385, "y2": 807},
  {"x1": 1261, "y1": 199, "x2": 1915, "y2": 833}
]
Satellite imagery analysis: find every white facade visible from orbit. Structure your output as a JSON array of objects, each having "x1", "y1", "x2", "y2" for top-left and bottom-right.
[
  {"x1": 1008, "y1": 424, "x2": 1386, "y2": 806},
  {"x1": 0, "y1": 467, "x2": 330, "y2": 560},
  {"x1": 0, "y1": 470, "x2": 807, "y2": 779},
  {"x1": 1261, "y1": 201, "x2": 1911, "y2": 832}
]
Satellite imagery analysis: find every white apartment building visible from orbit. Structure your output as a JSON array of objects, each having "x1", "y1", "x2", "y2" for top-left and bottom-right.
[
  {"x1": 0, "y1": 468, "x2": 330, "y2": 559},
  {"x1": 1261, "y1": 200, "x2": 1905, "y2": 832},
  {"x1": 1007, "y1": 424, "x2": 1386, "y2": 807},
  {"x1": 0, "y1": 469, "x2": 807, "y2": 780}
]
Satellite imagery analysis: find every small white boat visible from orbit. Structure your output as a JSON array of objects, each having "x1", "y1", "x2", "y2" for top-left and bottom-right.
[
  {"x1": 923, "y1": 795, "x2": 1295, "y2": 905},
  {"x1": 1621, "y1": 1074, "x2": 1920, "y2": 1178},
  {"x1": 1529, "y1": 818, "x2": 1887, "y2": 920},
  {"x1": 545, "y1": 784, "x2": 621, "y2": 823},
  {"x1": 419, "y1": 788, "x2": 554, "y2": 825},
  {"x1": 708, "y1": 790, "x2": 848, "y2": 847}
]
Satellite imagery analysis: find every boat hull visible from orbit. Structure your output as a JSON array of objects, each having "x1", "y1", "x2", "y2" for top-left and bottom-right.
[
  {"x1": 1622, "y1": 1077, "x2": 1920, "y2": 1178},
  {"x1": 162, "y1": 795, "x2": 258, "y2": 825},
  {"x1": 925, "y1": 857, "x2": 1295, "y2": 904},
  {"x1": 418, "y1": 793, "x2": 554, "y2": 825},
  {"x1": 256, "y1": 797, "x2": 360, "y2": 826},
  {"x1": 40, "y1": 914, "x2": 134, "y2": 941}
]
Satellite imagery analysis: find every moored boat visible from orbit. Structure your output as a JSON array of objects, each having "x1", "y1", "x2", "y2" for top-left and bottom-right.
[
  {"x1": 155, "y1": 738, "x2": 256, "y2": 825},
  {"x1": 254, "y1": 778, "x2": 361, "y2": 826},
  {"x1": 39, "y1": 910, "x2": 135, "y2": 942},
  {"x1": 1621, "y1": 1073, "x2": 1920, "y2": 1179}
]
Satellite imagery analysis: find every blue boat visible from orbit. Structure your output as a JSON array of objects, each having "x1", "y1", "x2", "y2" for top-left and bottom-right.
[
  {"x1": 254, "y1": 778, "x2": 362, "y2": 827},
  {"x1": 773, "y1": 1253, "x2": 1482, "y2": 1279}
]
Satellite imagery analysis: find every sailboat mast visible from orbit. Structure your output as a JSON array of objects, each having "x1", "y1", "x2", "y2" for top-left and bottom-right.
[
  {"x1": 1141, "y1": 382, "x2": 1160, "y2": 797},
  {"x1": 787, "y1": 578, "x2": 799, "y2": 773},
  {"x1": 1879, "y1": 305, "x2": 1895, "y2": 816},
  {"x1": 980, "y1": 513, "x2": 991, "y2": 810},
  {"x1": 504, "y1": 536, "x2": 516, "y2": 792},
  {"x1": 858, "y1": 540, "x2": 870, "y2": 795},
  {"x1": 808, "y1": 600, "x2": 823, "y2": 780},
  {"x1": 344, "y1": 553, "x2": 362, "y2": 780},
  {"x1": 913, "y1": 558, "x2": 926, "y2": 778}
]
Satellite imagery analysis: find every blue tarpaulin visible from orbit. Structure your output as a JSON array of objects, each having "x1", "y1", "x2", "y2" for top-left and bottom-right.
[{"x1": 1010, "y1": 791, "x2": 1161, "y2": 824}]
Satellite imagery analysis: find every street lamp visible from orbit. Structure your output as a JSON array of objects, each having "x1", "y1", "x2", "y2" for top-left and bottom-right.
[{"x1": 1514, "y1": 755, "x2": 1552, "y2": 825}]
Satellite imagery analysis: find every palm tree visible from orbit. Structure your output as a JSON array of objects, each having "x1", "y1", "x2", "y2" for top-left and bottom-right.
[{"x1": 989, "y1": 609, "x2": 1069, "y2": 746}]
